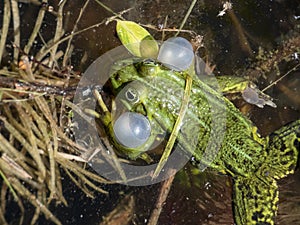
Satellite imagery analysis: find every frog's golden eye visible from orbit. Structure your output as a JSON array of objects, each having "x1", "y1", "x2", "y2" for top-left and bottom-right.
[
  {"x1": 113, "y1": 112, "x2": 151, "y2": 148},
  {"x1": 125, "y1": 87, "x2": 139, "y2": 103}
]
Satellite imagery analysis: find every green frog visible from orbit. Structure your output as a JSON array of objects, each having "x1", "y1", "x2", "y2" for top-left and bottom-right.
[{"x1": 97, "y1": 58, "x2": 299, "y2": 225}]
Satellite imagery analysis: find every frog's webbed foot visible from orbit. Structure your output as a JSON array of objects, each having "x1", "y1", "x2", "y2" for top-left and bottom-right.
[
  {"x1": 233, "y1": 177, "x2": 278, "y2": 225},
  {"x1": 242, "y1": 84, "x2": 277, "y2": 108}
]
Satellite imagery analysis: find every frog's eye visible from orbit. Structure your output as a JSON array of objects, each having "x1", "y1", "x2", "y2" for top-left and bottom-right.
[
  {"x1": 157, "y1": 37, "x2": 194, "y2": 71},
  {"x1": 125, "y1": 87, "x2": 139, "y2": 103},
  {"x1": 143, "y1": 58, "x2": 156, "y2": 64},
  {"x1": 113, "y1": 112, "x2": 151, "y2": 148}
]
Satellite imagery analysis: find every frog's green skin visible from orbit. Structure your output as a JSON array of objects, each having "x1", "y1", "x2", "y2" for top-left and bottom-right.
[{"x1": 103, "y1": 59, "x2": 300, "y2": 225}]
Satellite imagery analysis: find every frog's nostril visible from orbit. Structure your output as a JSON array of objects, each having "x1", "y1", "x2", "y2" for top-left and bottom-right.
[{"x1": 113, "y1": 112, "x2": 151, "y2": 148}]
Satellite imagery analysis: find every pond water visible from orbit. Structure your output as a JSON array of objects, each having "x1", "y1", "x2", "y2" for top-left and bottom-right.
[{"x1": 1, "y1": 0, "x2": 300, "y2": 224}]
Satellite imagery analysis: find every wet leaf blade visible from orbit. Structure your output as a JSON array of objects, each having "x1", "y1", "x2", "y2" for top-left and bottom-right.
[
  {"x1": 116, "y1": 20, "x2": 158, "y2": 58},
  {"x1": 153, "y1": 74, "x2": 193, "y2": 179}
]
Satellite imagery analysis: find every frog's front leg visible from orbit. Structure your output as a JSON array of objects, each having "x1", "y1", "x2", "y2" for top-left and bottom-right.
[
  {"x1": 215, "y1": 75, "x2": 276, "y2": 108},
  {"x1": 194, "y1": 57, "x2": 270, "y2": 106}
]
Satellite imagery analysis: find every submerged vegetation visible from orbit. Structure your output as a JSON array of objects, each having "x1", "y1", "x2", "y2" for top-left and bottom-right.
[
  {"x1": 0, "y1": 1, "x2": 115, "y2": 224},
  {"x1": 0, "y1": 0, "x2": 299, "y2": 224}
]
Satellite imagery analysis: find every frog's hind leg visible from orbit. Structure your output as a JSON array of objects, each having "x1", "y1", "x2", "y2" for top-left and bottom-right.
[
  {"x1": 233, "y1": 120, "x2": 300, "y2": 225},
  {"x1": 233, "y1": 176, "x2": 278, "y2": 225},
  {"x1": 260, "y1": 119, "x2": 300, "y2": 180}
]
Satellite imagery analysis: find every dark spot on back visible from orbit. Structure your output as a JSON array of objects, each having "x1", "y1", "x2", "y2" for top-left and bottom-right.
[{"x1": 294, "y1": 138, "x2": 300, "y2": 149}]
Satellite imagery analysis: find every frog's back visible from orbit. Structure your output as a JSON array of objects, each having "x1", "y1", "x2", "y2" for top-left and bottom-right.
[
  {"x1": 176, "y1": 73, "x2": 267, "y2": 176},
  {"x1": 133, "y1": 62, "x2": 267, "y2": 176}
]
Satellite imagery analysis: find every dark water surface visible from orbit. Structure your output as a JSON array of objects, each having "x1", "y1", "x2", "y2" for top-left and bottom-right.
[{"x1": 1, "y1": 0, "x2": 300, "y2": 224}]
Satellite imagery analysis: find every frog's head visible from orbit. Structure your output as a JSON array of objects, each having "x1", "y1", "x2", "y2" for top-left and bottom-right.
[
  {"x1": 107, "y1": 36, "x2": 195, "y2": 160},
  {"x1": 107, "y1": 60, "x2": 180, "y2": 160},
  {"x1": 110, "y1": 59, "x2": 161, "y2": 89},
  {"x1": 106, "y1": 61, "x2": 161, "y2": 160}
]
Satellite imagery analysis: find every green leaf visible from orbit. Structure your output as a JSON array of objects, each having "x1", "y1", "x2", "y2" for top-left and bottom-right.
[{"x1": 116, "y1": 20, "x2": 159, "y2": 58}]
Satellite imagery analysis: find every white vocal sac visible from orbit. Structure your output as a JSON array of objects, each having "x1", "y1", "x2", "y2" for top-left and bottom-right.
[{"x1": 157, "y1": 37, "x2": 194, "y2": 71}]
